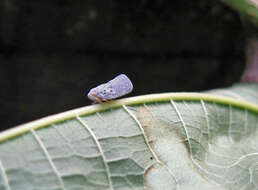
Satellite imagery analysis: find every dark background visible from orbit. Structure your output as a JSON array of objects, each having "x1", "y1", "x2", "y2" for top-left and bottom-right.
[{"x1": 0, "y1": 0, "x2": 245, "y2": 130}]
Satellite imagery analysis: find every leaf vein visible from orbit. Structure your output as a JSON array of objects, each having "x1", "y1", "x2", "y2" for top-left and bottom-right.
[
  {"x1": 75, "y1": 115, "x2": 114, "y2": 190},
  {"x1": 0, "y1": 160, "x2": 11, "y2": 190},
  {"x1": 123, "y1": 105, "x2": 180, "y2": 189},
  {"x1": 200, "y1": 100, "x2": 212, "y2": 163},
  {"x1": 30, "y1": 129, "x2": 67, "y2": 190},
  {"x1": 170, "y1": 100, "x2": 222, "y2": 186},
  {"x1": 122, "y1": 105, "x2": 160, "y2": 163}
]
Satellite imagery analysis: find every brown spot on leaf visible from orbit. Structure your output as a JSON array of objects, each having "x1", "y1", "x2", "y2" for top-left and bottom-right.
[
  {"x1": 137, "y1": 106, "x2": 156, "y2": 145},
  {"x1": 137, "y1": 105, "x2": 186, "y2": 146}
]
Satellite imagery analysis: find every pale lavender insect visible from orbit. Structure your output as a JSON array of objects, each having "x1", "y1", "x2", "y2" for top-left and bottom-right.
[{"x1": 88, "y1": 74, "x2": 133, "y2": 103}]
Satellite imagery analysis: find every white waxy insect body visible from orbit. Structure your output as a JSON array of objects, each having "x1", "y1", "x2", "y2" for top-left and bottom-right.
[{"x1": 88, "y1": 74, "x2": 133, "y2": 103}]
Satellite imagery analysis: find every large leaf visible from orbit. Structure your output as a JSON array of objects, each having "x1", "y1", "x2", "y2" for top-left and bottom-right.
[{"x1": 0, "y1": 83, "x2": 257, "y2": 190}]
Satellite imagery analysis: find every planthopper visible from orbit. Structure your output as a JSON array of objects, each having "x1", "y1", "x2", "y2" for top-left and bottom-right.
[{"x1": 87, "y1": 74, "x2": 133, "y2": 103}]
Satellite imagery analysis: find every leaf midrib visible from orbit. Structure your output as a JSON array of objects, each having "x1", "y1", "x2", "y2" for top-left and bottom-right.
[{"x1": 1, "y1": 92, "x2": 258, "y2": 143}]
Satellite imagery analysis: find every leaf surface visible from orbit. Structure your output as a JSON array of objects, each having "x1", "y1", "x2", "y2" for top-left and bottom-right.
[{"x1": 0, "y1": 83, "x2": 257, "y2": 190}]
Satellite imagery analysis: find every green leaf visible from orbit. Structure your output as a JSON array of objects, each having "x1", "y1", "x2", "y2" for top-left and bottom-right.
[
  {"x1": 220, "y1": 0, "x2": 258, "y2": 26},
  {"x1": 0, "y1": 83, "x2": 257, "y2": 190}
]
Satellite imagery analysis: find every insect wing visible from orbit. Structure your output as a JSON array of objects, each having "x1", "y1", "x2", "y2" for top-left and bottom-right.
[
  {"x1": 107, "y1": 74, "x2": 133, "y2": 98},
  {"x1": 87, "y1": 74, "x2": 133, "y2": 102}
]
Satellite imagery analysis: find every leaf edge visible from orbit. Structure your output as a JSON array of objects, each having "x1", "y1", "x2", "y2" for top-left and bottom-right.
[{"x1": 1, "y1": 92, "x2": 258, "y2": 143}]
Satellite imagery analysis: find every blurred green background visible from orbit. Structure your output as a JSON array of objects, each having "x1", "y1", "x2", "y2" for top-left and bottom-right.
[{"x1": 0, "y1": 0, "x2": 246, "y2": 130}]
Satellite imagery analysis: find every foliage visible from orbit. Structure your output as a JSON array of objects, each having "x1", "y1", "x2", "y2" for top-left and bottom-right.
[
  {"x1": 0, "y1": 83, "x2": 257, "y2": 189},
  {"x1": 221, "y1": 0, "x2": 258, "y2": 25}
]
